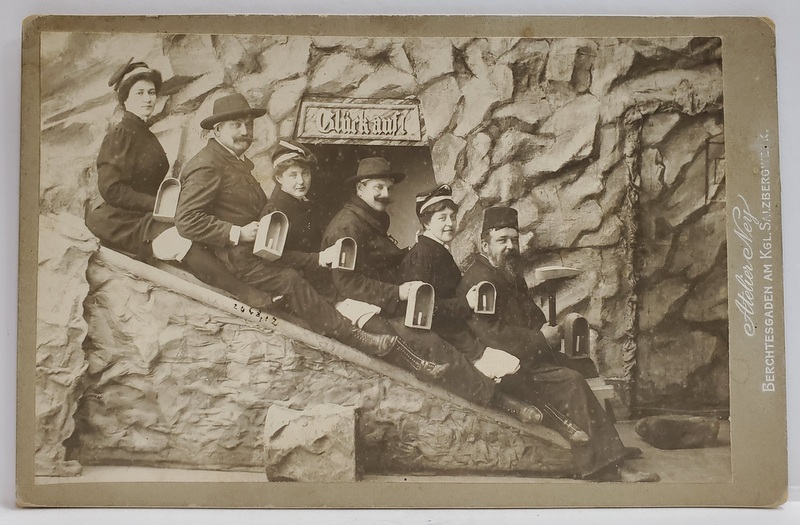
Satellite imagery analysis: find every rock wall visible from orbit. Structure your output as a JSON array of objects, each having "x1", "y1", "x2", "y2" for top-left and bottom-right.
[
  {"x1": 74, "y1": 254, "x2": 572, "y2": 474},
  {"x1": 35, "y1": 214, "x2": 98, "y2": 476},
  {"x1": 40, "y1": 33, "x2": 727, "y2": 413}
]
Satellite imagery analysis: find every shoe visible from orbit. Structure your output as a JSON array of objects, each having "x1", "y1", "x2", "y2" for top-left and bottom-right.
[
  {"x1": 342, "y1": 328, "x2": 397, "y2": 357},
  {"x1": 618, "y1": 464, "x2": 660, "y2": 482},
  {"x1": 493, "y1": 393, "x2": 544, "y2": 424}
]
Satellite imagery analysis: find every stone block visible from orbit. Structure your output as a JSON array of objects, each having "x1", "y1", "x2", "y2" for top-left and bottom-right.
[
  {"x1": 308, "y1": 53, "x2": 374, "y2": 94},
  {"x1": 462, "y1": 132, "x2": 493, "y2": 188},
  {"x1": 492, "y1": 100, "x2": 553, "y2": 128},
  {"x1": 453, "y1": 41, "x2": 513, "y2": 137},
  {"x1": 164, "y1": 34, "x2": 224, "y2": 80},
  {"x1": 258, "y1": 37, "x2": 313, "y2": 81},
  {"x1": 634, "y1": 415, "x2": 720, "y2": 449},
  {"x1": 590, "y1": 41, "x2": 635, "y2": 97},
  {"x1": 404, "y1": 38, "x2": 456, "y2": 85},
  {"x1": 491, "y1": 128, "x2": 550, "y2": 167},
  {"x1": 521, "y1": 94, "x2": 601, "y2": 179},
  {"x1": 431, "y1": 133, "x2": 467, "y2": 185},
  {"x1": 419, "y1": 76, "x2": 462, "y2": 140},
  {"x1": 264, "y1": 404, "x2": 359, "y2": 482},
  {"x1": 350, "y1": 64, "x2": 418, "y2": 98},
  {"x1": 266, "y1": 76, "x2": 308, "y2": 122}
]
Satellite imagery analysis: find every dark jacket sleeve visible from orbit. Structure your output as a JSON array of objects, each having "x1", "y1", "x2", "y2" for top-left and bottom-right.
[
  {"x1": 324, "y1": 219, "x2": 403, "y2": 316},
  {"x1": 399, "y1": 247, "x2": 472, "y2": 324},
  {"x1": 458, "y1": 271, "x2": 553, "y2": 363},
  {"x1": 96, "y1": 126, "x2": 156, "y2": 212},
  {"x1": 175, "y1": 163, "x2": 234, "y2": 248}
]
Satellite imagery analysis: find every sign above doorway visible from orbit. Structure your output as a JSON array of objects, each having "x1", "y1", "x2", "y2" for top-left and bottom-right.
[{"x1": 295, "y1": 96, "x2": 425, "y2": 146}]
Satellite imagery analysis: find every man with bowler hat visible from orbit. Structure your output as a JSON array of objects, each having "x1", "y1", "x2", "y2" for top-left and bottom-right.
[
  {"x1": 458, "y1": 206, "x2": 660, "y2": 482},
  {"x1": 174, "y1": 93, "x2": 397, "y2": 357},
  {"x1": 322, "y1": 158, "x2": 541, "y2": 419}
]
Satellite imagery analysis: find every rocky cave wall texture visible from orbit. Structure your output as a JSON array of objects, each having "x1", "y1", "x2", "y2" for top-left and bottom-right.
[
  {"x1": 40, "y1": 33, "x2": 727, "y2": 417},
  {"x1": 75, "y1": 246, "x2": 572, "y2": 475}
]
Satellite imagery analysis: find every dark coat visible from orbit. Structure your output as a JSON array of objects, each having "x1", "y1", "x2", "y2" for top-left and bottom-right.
[
  {"x1": 399, "y1": 235, "x2": 485, "y2": 361},
  {"x1": 175, "y1": 139, "x2": 318, "y2": 272},
  {"x1": 458, "y1": 253, "x2": 625, "y2": 476},
  {"x1": 174, "y1": 139, "x2": 346, "y2": 337},
  {"x1": 261, "y1": 188, "x2": 322, "y2": 253},
  {"x1": 457, "y1": 254, "x2": 553, "y2": 364},
  {"x1": 85, "y1": 111, "x2": 170, "y2": 255},
  {"x1": 322, "y1": 196, "x2": 408, "y2": 317}
]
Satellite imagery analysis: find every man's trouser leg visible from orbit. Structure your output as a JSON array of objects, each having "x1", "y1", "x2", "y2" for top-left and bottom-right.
[
  {"x1": 500, "y1": 363, "x2": 626, "y2": 477},
  {"x1": 361, "y1": 316, "x2": 496, "y2": 406},
  {"x1": 235, "y1": 263, "x2": 353, "y2": 339}
]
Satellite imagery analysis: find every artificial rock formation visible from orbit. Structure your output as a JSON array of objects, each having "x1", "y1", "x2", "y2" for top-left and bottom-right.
[
  {"x1": 73, "y1": 252, "x2": 572, "y2": 474},
  {"x1": 39, "y1": 33, "x2": 728, "y2": 422},
  {"x1": 35, "y1": 214, "x2": 98, "y2": 476},
  {"x1": 634, "y1": 415, "x2": 721, "y2": 450}
]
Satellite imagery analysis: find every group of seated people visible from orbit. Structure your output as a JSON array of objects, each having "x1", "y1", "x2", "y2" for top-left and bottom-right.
[{"x1": 85, "y1": 59, "x2": 659, "y2": 482}]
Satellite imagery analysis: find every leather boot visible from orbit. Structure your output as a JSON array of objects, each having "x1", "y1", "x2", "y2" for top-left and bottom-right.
[
  {"x1": 541, "y1": 404, "x2": 590, "y2": 444},
  {"x1": 340, "y1": 327, "x2": 398, "y2": 357},
  {"x1": 492, "y1": 393, "x2": 544, "y2": 424},
  {"x1": 392, "y1": 338, "x2": 450, "y2": 380}
]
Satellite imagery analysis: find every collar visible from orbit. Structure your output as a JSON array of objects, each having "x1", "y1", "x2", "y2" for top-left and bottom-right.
[
  {"x1": 122, "y1": 110, "x2": 150, "y2": 130},
  {"x1": 345, "y1": 195, "x2": 392, "y2": 235},
  {"x1": 422, "y1": 230, "x2": 451, "y2": 251},
  {"x1": 272, "y1": 188, "x2": 310, "y2": 205},
  {"x1": 214, "y1": 137, "x2": 248, "y2": 162}
]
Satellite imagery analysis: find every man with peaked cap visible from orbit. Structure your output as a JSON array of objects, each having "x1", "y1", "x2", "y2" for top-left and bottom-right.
[
  {"x1": 322, "y1": 158, "x2": 524, "y2": 413},
  {"x1": 174, "y1": 93, "x2": 397, "y2": 357},
  {"x1": 457, "y1": 206, "x2": 660, "y2": 482}
]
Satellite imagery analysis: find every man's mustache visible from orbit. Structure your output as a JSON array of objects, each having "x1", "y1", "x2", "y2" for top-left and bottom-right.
[
  {"x1": 374, "y1": 197, "x2": 393, "y2": 204},
  {"x1": 234, "y1": 136, "x2": 252, "y2": 142}
]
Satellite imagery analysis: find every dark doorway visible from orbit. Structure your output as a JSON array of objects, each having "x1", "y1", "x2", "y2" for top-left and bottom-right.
[{"x1": 301, "y1": 143, "x2": 437, "y2": 248}]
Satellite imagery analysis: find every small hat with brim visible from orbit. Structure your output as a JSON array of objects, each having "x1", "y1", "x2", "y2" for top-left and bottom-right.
[
  {"x1": 482, "y1": 206, "x2": 519, "y2": 233},
  {"x1": 201, "y1": 93, "x2": 267, "y2": 130},
  {"x1": 109, "y1": 58, "x2": 162, "y2": 93},
  {"x1": 415, "y1": 184, "x2": 455, "y2": 216},
  {"x1": 271, "y1": 139, "x2": 316, "y2": 168},
  {"x1": 345, "y1": 157, "x2": 406, "y2": 185}
]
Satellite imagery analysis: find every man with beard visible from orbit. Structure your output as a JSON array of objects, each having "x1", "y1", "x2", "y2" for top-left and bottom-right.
[
  {"x1": 322, "y1": 158, "x2": 540, "y2": 420},
  {"x1": 458, "y1": 206, "x2": 660, "y2": 482},
  {"x1": 174, "y1": 93, "x2": 397, "y2": 358}
]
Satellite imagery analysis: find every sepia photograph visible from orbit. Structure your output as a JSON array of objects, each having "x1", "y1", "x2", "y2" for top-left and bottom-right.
[{"x1": 16, "y1": 14, "x2": 787, "y2": 509}]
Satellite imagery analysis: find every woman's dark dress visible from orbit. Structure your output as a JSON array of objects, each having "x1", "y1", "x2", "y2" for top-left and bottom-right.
[{"x1": 85, "y1": 111, "x2": 170, "y2": 256}]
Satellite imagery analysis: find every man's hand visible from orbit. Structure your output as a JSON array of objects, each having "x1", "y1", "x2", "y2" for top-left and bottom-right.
[
  {"x1": 318, "y1": 244, "x2": 338, "y2": 267},
  {"x1": 540, "y1": 323, "x2": 563, "y2": 349},
  {"x1": 472, "y1": 347, "x2": 520, "y2": 382},
  {"x1": 399, "y1": 281, "x2": 425, "y2": 301},
  {"x1": 239, "y1": 221, "x2": 260, "y2": 243}
]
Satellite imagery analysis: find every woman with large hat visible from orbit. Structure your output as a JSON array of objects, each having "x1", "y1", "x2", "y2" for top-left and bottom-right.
[{"x1": 85, "y1": 59, "x2": 275, "y2": 309}]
